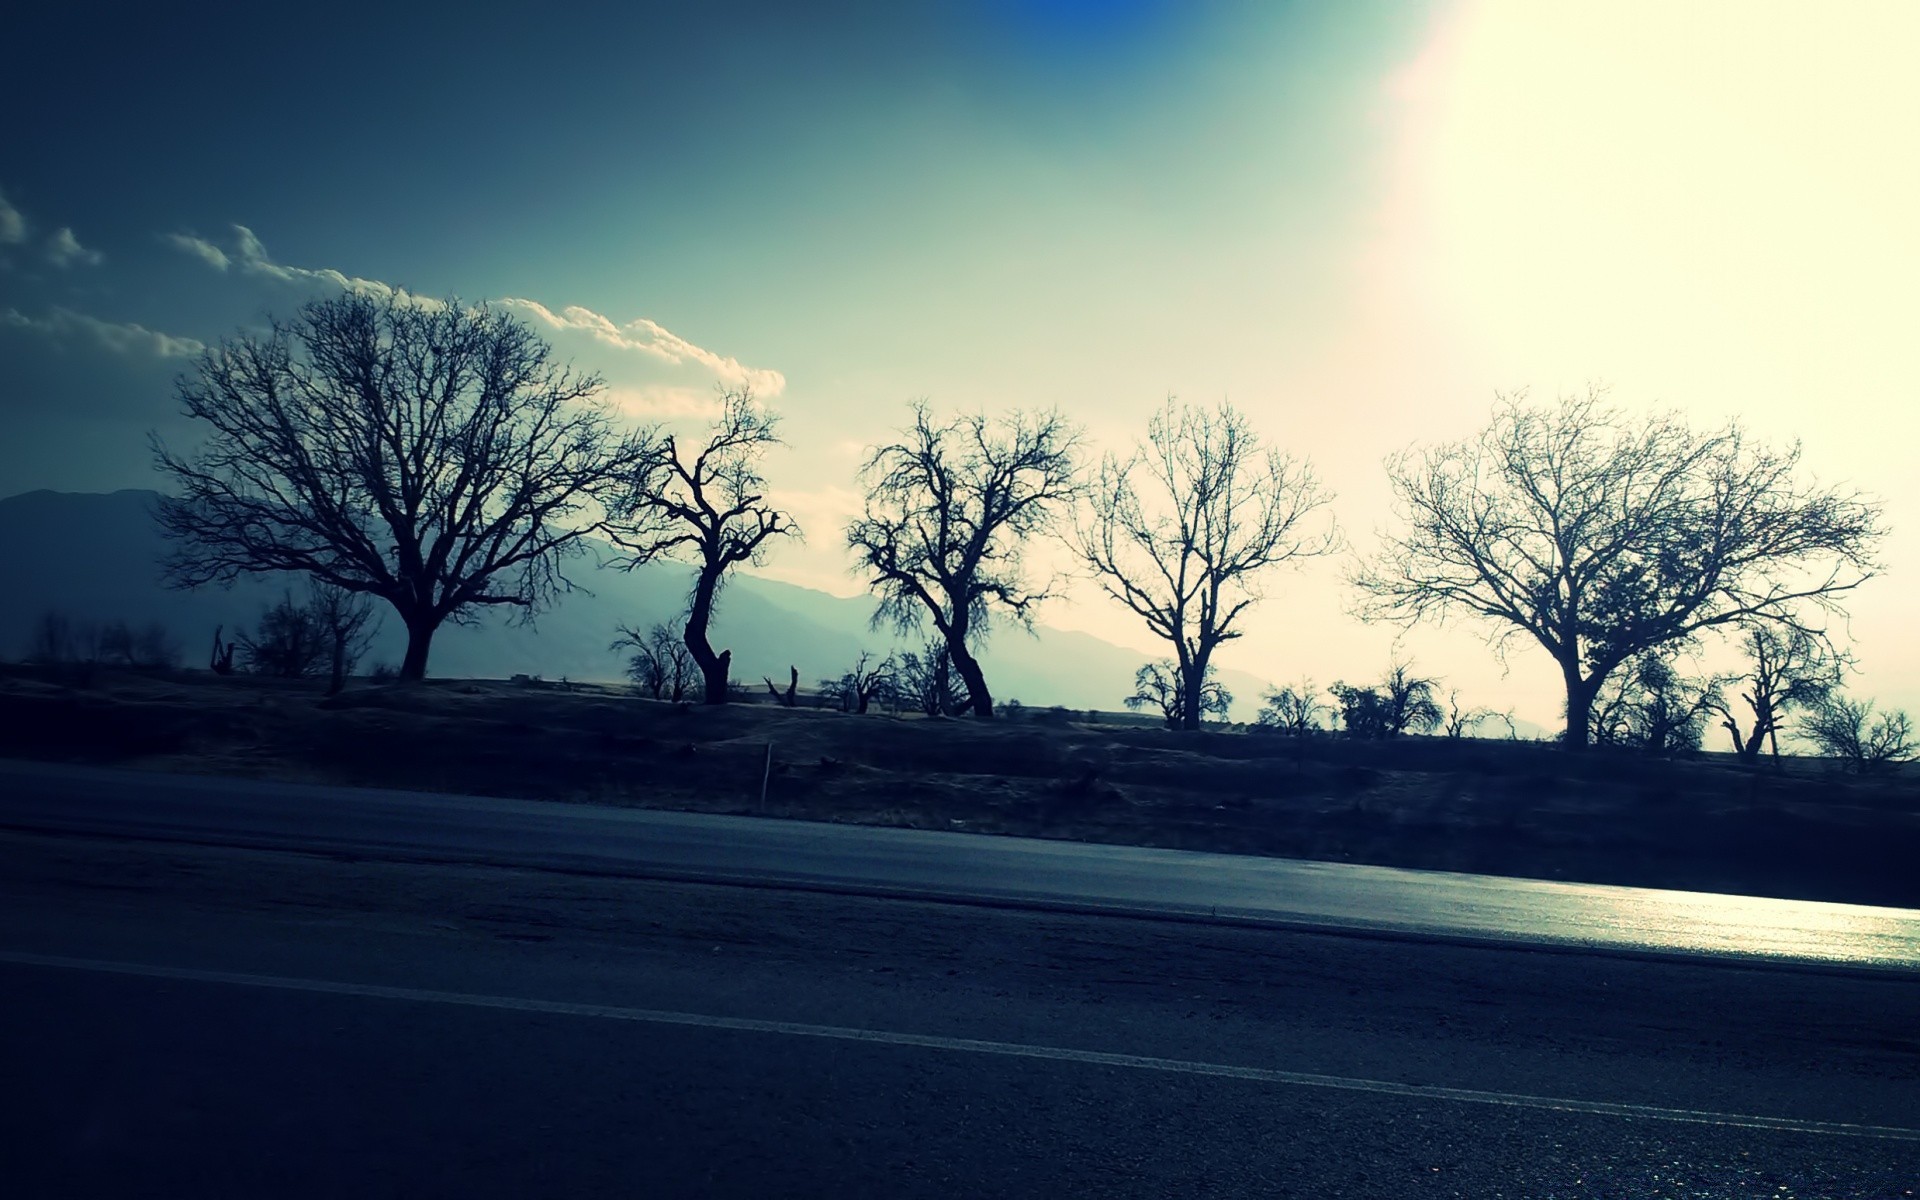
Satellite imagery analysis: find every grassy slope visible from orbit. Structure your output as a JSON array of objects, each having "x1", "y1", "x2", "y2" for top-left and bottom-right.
[{"x1": 2, "y1": 667, "x2": 1915, "y2": 908}]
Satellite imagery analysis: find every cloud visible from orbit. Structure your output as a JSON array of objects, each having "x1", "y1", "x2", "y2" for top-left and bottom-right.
[
  {"x1": 499, "y1": 298, "x2": 787, "y2": 397},
  {"x1": 0, "y1": 188, "x2": 24, "y2": 244},
  {"x1": 164, "y1": 232, "x2": 230, "y2": 270},
  {"x1": 165, "y1": 223, "x2": 437, "y2": 307},
  {"x1": 3, "y1": 306, "x2": 205, "y2": 358},
  {"x1": 155, "y1": 222, "x2": 783, "y2": 400},
  {"x1": 45, "y1": 227, "x2": 103, "y2": 268}
]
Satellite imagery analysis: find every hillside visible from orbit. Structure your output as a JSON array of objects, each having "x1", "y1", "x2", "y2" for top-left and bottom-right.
[{"x1": 0, "y1": 489, "x2": 1278, "y2": 716}]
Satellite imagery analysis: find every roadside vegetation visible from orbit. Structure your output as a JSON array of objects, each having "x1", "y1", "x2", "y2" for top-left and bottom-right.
[{"x1": 0, "y1": 667, "x2": 1912, "y2": 908}]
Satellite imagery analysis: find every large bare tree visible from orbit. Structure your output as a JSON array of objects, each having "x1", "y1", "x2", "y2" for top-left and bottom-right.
[
  {"x1": 1078, "y1": 399, "x2": 1336, "y2": 729},
  {"x1": 846, "y1": 402, "x2": 1080, "y2": 718},
  {"x1": 154, "y1": 294, "x2": 656, "y2": 680},
  {"x1": 1354, "y1": 390, "x2": 1882, "y2": 748},
  {"x1": 609, "y1": 388, "x2": 797, "y2": 704}
]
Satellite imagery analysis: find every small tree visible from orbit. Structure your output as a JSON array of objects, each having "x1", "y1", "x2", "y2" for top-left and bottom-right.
[
  {"x1": 1257, "y1": 679, "x2": 1330, "y2": 735},
  {"x1": 1330, "y1": 665, "x2": 1442, "y2": 739},
  {"x1": 310, "y1": 583, "x2": 379, "y2": 695},
  {"x1": 1442, "y1": 689, "x2": 1492, "y2": 739},
  {"x1": 1126, "y1": 660, "x2": 1230, "y2": 728},
  {"x1": 820, "y1": 651, "x2": 898, "y2": 714},
  {"x1": 609, "y1": 389, "x2": 797, "y2": 704},
  {"x1": 238, "y1": 592, "x2": 329, "y2": 678},
  {"x1": 1355, "y1": 390, "x2": 1883, "y2": 748},
  {"x1": 846, "y1": 402, "x2": 1080, "y2": 717},
  {"x1": 1078, "y1": 399, "x2": 1336, "y2": 730},
  {"x1": 154, "y1": 293, "x2": 656, "y2": 681},
  {"x1": 612, "y1": 620, "x2": 695, "y2": 702},
  {"x1": 1709, "y1": 623, "x2": 1847, "y2": 764},
  {"x1": 895, "y1": 639, "x2": 969, "y2": 717},
  {"x1": 1801, "y1": 695, "x2": 1914, "y2": 774},
  {"x1": 1590, "y1": 650, "x2": 1723, "y2": 754},
  {"x1": 1328, "y1": 683, "x2": 1391, "y2": 739},
  {"x1": 1378, "y1": 662, "x2": 1444, "y2": 736}
]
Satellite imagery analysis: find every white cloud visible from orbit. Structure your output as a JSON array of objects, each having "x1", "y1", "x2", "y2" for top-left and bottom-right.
[
  {"x1": 45, "y1": 226, "x2": 103, "y2": 268},
  {"x1": 3, "y1": 306, "x2": 205, "y2": 358},
  {"x1": 164, "y1": 231, "x2": 230, "y2": 270},
  {"x1": 154, "y1": 222, "x2": 784, "y2": 402},
  {"x1": 231, "y1": 224, "x2": 434, "y2": 305},
  {"x1": 500, "y1": 298, "x2": 787, "y2": 397},
  {"x1": 0, "y1": 188, "x2": 24, "y2": 244}
]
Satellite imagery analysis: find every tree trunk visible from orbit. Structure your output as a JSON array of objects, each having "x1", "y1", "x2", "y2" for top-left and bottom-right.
[
  {"x1": 948, "y1": 636, "x2": 992, "y2": 718},
  {"x1": 685, "y1": 566, "x2": 731, "y2": 704},
  {"x1": 1561, "y1": 661, "x2": 1595, "y2": 749},
  {"x1": 1178, "y1": 644, "x2": 1210, "y2": 732},
  {"x1": 399, "y1": 613, "x2": 436, "y2": 682}
]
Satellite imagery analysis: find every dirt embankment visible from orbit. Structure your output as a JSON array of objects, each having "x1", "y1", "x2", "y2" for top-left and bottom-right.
[{"x1": 2, "y1": 668, "x2": 1915, "y2": 907}]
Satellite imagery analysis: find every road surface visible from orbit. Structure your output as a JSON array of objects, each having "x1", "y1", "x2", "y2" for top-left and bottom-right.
[
  {"x1": 2, "y1": 759, "x2": 1917, "y2": 972},
  {"x1": 2, "y1": 761, "x2": 1917, "y2": 1195}
]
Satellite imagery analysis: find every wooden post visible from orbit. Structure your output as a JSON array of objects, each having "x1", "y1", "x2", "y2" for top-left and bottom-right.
[{"x1": 760, "y1": 741, "x2": 773, "y2": 812}]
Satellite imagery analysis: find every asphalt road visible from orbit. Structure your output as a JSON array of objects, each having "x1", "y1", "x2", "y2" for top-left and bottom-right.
[
  {"x1": 3, "y1": 826, "x2": 1918, "y2": 1198},
  {"x1": 3, "y1": 762, "x2": 1919, "y2": 1195},
  {"x1": 2, "y1": 759, "x2": 1917, "y2": 971}
]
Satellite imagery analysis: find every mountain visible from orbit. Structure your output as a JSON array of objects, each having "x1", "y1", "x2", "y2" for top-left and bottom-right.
[{"x1": 0, "y1": 489, "x2": 1275, "y2": 716}]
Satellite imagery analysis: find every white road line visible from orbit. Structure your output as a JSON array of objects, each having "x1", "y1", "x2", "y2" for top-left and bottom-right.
[{"x1": 5, "y1": 949, "x2": 1915, "y2": 1143}]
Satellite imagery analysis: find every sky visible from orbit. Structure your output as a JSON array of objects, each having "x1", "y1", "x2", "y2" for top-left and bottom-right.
[{"x1": 3, "y1": 0, "x2": 1916, "y2": 729}]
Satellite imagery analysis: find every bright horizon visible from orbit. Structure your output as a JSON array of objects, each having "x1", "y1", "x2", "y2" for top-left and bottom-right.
[{"x1": 3, "y1": 0, "x2": 1915, "y2": 731}]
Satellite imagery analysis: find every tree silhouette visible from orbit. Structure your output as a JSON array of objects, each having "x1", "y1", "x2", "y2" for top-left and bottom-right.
[
  {"x1": 1708, "y1": 623, "x2": 1847, "y2": 764},
  {"x1": 820, "y1": 651, "x2": 898, "y2": 714},
  {"x1": 1257, "y1": 679, "x2": 1330, "y2": 735},
  {"x1": 1354, "y1": 390, "x2": 1882, "y2": 748},
  {"x1": 1802, "y1": 695, "x2": 1914, "y2": 774},
  {"x1": 895, "y1": 639, "x2": 969, "y2": 717},
  {"x1": 1079, "y1": 399, "x2": 1335, "y2": 730},
  {"x1": 1125, "y1": 660, "x2": 1230, "y2": 728},
  {"x1": 611, "y1": 619, "x2": 696, "y2": 701},
  {"x1": 846, "y1": 403, "x2": 1080, "y2": 717},
  {"x1": 609, "y1": 389, "x2": 796, "y2": 703},
  {"x1": 1590, "y1": 649, "x2": 1724, "y2": 754},
  {"x1": 154, "y1": 294, "x2": 656, "y2": 681}
]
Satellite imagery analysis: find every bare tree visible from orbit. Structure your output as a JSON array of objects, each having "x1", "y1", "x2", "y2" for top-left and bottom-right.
[
  {"x1": 764, "y1": 665, "x2": 799, "y2": 708},
  {"x1": 1126, "y1": 660, "x2": 1231, "y2": 729},
  {"x1": 846, "y1": 403, "x2": 1080, "y2": 717},
  {"x1": 1354, "y1": 390, "x2": 1883, "y2": 748},
  {"x1": 1801, "y1": 695, "x2": 1914, "y2": 774},
  {"x1": 153, "y1": 293, "x2": 656, "y2": 681},
  {"x1": 310, "y1": 582, "x2": 380, "y2": 695},
  {"x1": 238, "y1": 592, "x2": 329, "y2": 678},
  {"x1": 1256, "y1": 678, "x2": 1330, "y2": 735},
  {"x1": 1708, "y1": 623, "x2": 1847, "y2": 765},
  {"x1": 895, "y1": 639, "x2": 969, "y2": 717},
  {"x1": 1079, "y1": 399, "x2": 1336, "y2": 731},
  {"x1": 611, "y1": 619, "x2": 695, "y2": 701},
  {"x1": 1442, "y1": 689, "x2": 1493, "y2": 739},
  {"x1": 820, "y1": 651, "x2": 898, "y2": 714},
  {"x1": 607, "y1": 389, "x2": 796, "y2": 704},
  {"x1": 1590, "y1": 649, "x2": 1724, "y2": 754}
]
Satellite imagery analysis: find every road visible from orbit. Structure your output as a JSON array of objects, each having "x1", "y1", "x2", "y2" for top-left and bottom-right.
[
  {"x1": 3, "y1": 760, "x2": 1918, "y2": 971},
  {"x1": 1, "y1": 762, "x2": 1917, "y2": 1196}
]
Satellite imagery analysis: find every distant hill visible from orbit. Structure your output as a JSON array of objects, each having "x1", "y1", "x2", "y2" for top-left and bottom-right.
[{"x1": 0, "y1": 489, "x2": 1283, "y2": 717}]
